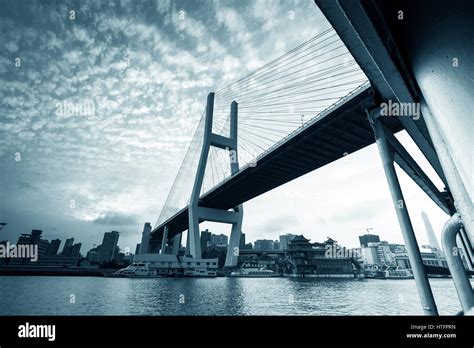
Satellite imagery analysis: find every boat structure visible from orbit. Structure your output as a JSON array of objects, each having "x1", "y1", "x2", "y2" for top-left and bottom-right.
[
  {"x1": 111, "y1": 262, "x2": 163, "y2": 278},
  {"x1": 230, "y1": 262, "x2": 279, "y2": 277},
  {"x1": 111, "y1": 254, "x2": 219, "y2": 278},
  {"x1": 183, "y1": 268, "x2": 217, "y2": 277},
  {"x1": 383, "y1": 266, "x2": 414, "y2": 279},
  {"x1": 364, "y1": 264, "x2": 414, "y2": 279}
]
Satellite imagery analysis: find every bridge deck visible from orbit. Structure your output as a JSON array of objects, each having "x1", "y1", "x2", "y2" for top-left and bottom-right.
[{"x1": 151, "y1": 84, "x2": 403, "y2": 240}]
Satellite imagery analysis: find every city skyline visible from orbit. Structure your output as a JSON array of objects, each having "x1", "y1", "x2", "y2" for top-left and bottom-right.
[
  {"x1": 0, "y1": 0, "x2": 449, "y2": 254},
  {"x1": 1, "y1": 223, "x2": 444, "y2": 259}
]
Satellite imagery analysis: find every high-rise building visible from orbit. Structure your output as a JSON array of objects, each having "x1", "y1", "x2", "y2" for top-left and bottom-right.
[
  {"x1": 243, "y1": 242, "x2": 253, "y2": 250},
  {"x1": 46, "y1": 239, "x2": 61, "y2": 256},
  {"x1": 139, "y1": 223, "x2": 151, "y2": 254},
  {"x1": 71, "y1": 243, "x2": 82, "y2": 257},
  {"x1": 135, "y1": 243, "x2": 141, "y2": 255},
  {"x1": 62, "y1": 238, "x2": 74, "y2": 254},
  {"x1": 17, "y1": 230, "x2": 49, "y2": 257},
  {"x1": 254, "y1": 239, "x2": 277, "y2": 251},
  {"x1": 30, "y1": 230, "x2": 42, "y2": 244},
  {"x1": 359, "y1": 234, "x2": 380, "y2": 247},
  {"x1": 279, "y1": 234, "x2": 298, "y2": 250},
  {"x1": 98, "y1": 231, "x2": 120, "y2": 263},
  {"x1": 421, "y1": 211, "x2": 441, "y2": 250},
  {"x1": 201, "y1": 229, "x2": 212, "y2": 251},
  {"x1": 62, "y1": 242, "x2": 82, "y2": 258},
  {"x1": 361, "y1": 245, "x2": 379, "y2": 264},
  {"x1": 209, "y1": 233, "x2": 228, "y2": 247},
  {"x1": 239, "y1": 233, "x2": 246, "y2": 251},
  {"x1": 86, "y1": 245, "x2": 101, "y2": 263},
  {"x1": 375, "y1": 241, "x2": 392, "y2": 264}
]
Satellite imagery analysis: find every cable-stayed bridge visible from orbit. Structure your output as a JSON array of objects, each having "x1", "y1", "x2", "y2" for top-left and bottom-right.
[
  {"x1": 137, "y1": 0, "x2": 474, "y2": 316},
  {"x1": 146, "y1": 28, "x2": 403, "y2": 264}
]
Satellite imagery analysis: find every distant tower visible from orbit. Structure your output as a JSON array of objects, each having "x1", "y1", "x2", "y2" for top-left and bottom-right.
[
  {"x1": 98, "y1": 231, "x2": 120, "y2": 262},
  {"x1": 139, "y1": 223, "x2": 152, "y2": 254},
  {"x1": 62, "y1": 238, "x2": 74, "y2": 254},
  {"x1": 421, "y1": 211, "x2": 441, "y2": 250}
]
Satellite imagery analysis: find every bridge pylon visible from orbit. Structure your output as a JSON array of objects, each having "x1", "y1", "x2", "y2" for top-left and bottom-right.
[{"x1": 187, "y1": 92, "x2": 243, "y2": 267}]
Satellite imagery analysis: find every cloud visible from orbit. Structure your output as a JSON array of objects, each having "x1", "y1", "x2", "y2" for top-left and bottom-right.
[
  {"x1": 0, "y1": 0, "x2": 342, "y2": 252},
  {"x1": 4, "y1": 41, "x2": 18, "y2": 53},
  {"x1": 92, "y1": 213, "x2": 139, "y2": 226},
  {"x1": 215, "y1": 6, "x2": 251, "y2": 43}
]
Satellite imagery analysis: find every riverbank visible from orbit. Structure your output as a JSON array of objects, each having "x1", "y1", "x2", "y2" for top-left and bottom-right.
[{"x1": 0, "y1": 266, "x2": 117, "y2": 277}]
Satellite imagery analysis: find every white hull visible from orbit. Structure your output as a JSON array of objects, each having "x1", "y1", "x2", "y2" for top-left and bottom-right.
[
  {"x1": 230, "y1": 274, "x2": 279, "y2": 278},
  {"x1": 284, "y1": 273, "x2": 355, "y2": 278}
]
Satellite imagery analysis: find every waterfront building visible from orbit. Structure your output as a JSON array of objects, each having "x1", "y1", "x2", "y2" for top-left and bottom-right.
[
  {"x1": 387, "y1": 243, "x2": 407, "y2": 254},
  {"x1": 361, "y1": 244, "x2": 379, "y2": 264},
  {"x1": 6, "y1": 231, "x2": 80, "y2": 266},
  {"x1": 421, "y1": 247, "x2": 448, "y2": 268},
  {"x1": 239, "y1": 233, "x2": 246, "y2": 251},
  {"x1": 242, "y1": 242, "x2": 253, "y2": 250},
  {"x1": 361, "y1": 240, "x2": 408, "y2": 265},
  {"x1": 17, "y1": 230, "x2": 49, "y2": 257},
  {"x1": 393, "y1": 254, "x2": 411, "y2": 269},
  {"x1": 132, "y1": 253, "x2": 219, "y2": 276},
  {"x1": 376, "y1": 242, "x2": 393, "y2": 264},
  {"x1": 209, "y1": 233, "x2": 228, "y2": 247},
  {"x1": 86, "y1": 245, "x2": 101, "y2": 264},
  {"x1": 360, "y1": 237, "x2": 449, "y2": 277},
  {"x1": 285, "y1": 235, "x2": 356, "y2": 277},
  {"x1": 63, "y1": 242, "x2": 81, "y2": 258},
  {"x1": 359, "y1": 234, "x2": 380, "y2": 247},
  {"x1": 279, "y1": 234, "x2": 298, "y2": 250},
  {"x1": 254, "y1": 239, "x2": 278, "y2": 251},
  {"x1": 71, "y1": 243, "x2": 81, "y2": 257},
  {"x1": 115, "y1": 252, "x2": 125, "y2": 263},
  {"x1": 98, "y1": 231, "x2": 120, "y2": 263},
  {"x1": 201, "y1": 229, "x2": 212, "y2": 252},
  {"x1": 3, "y1": 254, "x2": 81, "y2": 267},
  {"x1": 123, "y1": 252, "x2": 134, "y2": 264}
]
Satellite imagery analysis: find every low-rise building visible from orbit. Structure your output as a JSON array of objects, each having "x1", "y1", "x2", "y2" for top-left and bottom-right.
[{"x1": 133, "y1": 253, "x2": 218, "y2": 276}]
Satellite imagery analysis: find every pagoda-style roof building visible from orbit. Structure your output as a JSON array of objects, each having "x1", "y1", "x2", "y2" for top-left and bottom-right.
[
  {"x1": 286, "y1": 234, "x2": 355, "y2": 278},
  {"x1": 288, "y1": 235, "x2": 313, "y2": 251}
]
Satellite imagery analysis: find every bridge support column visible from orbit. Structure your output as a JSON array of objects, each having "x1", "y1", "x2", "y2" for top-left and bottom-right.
[
  {"x1": 187, "y1": 94, "x2": 243, "y2": 266},
  {"x1": 172, "y1": 233, "x2": 181, "y2": 255},
  {"x1": 160, "y1": 226, "x2": 168, "y2": 254},
  {"x1": 224, "y1": 100, "x2": 244, "y2": 267},
  {"x1": 225, "y1": 204, "x2": 243, "y2": 267},
  {"x1": 185, "y1": 233, "x2": 190, "y2": 256},
  {"x1": 368, "y1": 108, "x2": 438, "y2": 316}
]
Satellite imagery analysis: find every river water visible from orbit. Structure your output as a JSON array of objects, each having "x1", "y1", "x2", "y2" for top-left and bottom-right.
[{"x1": 0, "y1": 276, "x2": 469, "y2": 315}]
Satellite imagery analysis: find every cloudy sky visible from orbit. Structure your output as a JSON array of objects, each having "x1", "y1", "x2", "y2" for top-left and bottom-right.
[{"x1": 0, "y1": 0, "x2": 449, "y2": 254}]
